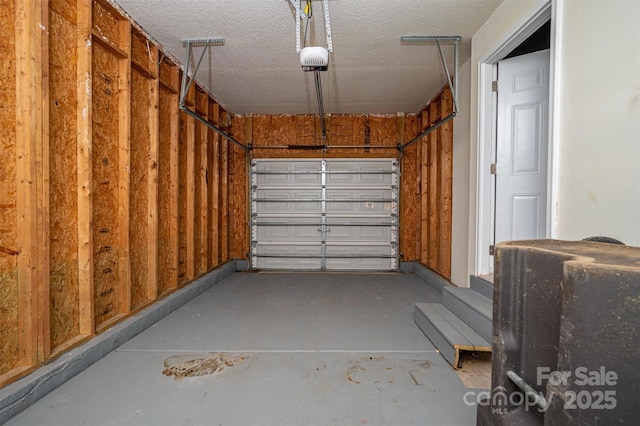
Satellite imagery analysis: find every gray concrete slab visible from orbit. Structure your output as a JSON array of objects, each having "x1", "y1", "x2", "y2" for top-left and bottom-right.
[
  {"x1": 6, "y1": 271, "x2": 483, "y2": 426},
  {"x1": 121, "y1": 272, "x2": 439, "y2": 352}
]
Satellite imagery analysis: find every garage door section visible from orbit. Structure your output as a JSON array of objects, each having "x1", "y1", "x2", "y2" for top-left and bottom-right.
[{"x1": 251, "y1": 159, "x2": 399, "y2": 271}]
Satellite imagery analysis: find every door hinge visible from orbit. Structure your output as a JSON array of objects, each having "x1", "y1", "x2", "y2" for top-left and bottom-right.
[
  {"x1": 490, "y1": 163, "x2": 496, "y2": 175},
  {"x1": 489, "y1": 245, "x2": 495, "y2": 256},
  {"x1": 492, "y1": 81, "x2": 498, "y2": 92}
]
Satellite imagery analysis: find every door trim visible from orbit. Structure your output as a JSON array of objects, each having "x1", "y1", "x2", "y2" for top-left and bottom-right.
[{"x1": 475, "y1": 1, "x2": 556, "y2": 276}]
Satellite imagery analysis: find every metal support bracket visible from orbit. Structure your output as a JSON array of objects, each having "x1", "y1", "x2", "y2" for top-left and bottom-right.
[
  {"x1": 399, "y1": 35, "x2": 461, "y2": 152},
  {"x1": 179, "y1": 38, "x2": 248, "y2": 151}
]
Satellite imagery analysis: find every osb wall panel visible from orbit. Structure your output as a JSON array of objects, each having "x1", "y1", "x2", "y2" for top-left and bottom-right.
[
  {"x1": 49, "y1": 3, "x2": 80, "y2": 349},
  {"x1": 157, "y1": 82, "x2": 177, "y2": 295},
  {"x1": 92, "y1": 0, "x2": 119, "y2": 44},
  {"x1": 92, "y1": 44, "x2": 122, "y2": 326},
  {"x1": 400, "y1": 115, "x2": 421, "y2": 262},
  {"x1": 178, "y1": 112, "x2": 188, "y2": 284},
  {"x1": 418, "y1": 87, "x2": 454, "y2": 279},
  {"x1": 51, "y1": 0, "x2": 76, "y2": 22},
  {"x1": 0, "y1": 0, "x2": 19, "y2": 376},
  {"x1": 129, "y1": 68, "x2": 151, "y2": 309},
  {"x1": 1, "y1": 0, "x2": 241, "y2": 388},
  {"x1": 229, "y1": 116, "x2": 247, "y2": 260},
  {"x1": 249, "y1": 115, "x2": 398, "y2": 159}
]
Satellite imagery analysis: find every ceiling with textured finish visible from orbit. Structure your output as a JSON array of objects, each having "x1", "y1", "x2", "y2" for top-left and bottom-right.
[{"x1": 112, "y1": 0, "x2": 502, "y2": 115}]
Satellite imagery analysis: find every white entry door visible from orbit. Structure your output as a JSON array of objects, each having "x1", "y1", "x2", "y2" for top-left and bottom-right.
[
  {"x1": 250, "y1": 159, "x2": 399, "y2": 271},
  {"x1": 494, "y1": 49, "x2": 550, "y2": 248}
]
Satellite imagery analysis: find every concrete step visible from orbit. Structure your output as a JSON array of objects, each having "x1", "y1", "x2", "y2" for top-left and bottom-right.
[
  {"x1": 442, "y1": 287, "x2": 492, "y2": 342},
  {"x1": 414, "y1": 303, "x2": 491, "y2": 368},
  {"x1": 470, "y1": 275, "x2": 494, "y2": 299}
]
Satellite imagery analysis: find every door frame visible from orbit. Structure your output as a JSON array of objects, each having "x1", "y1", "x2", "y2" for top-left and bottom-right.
[{"x1": 475, "y1": 1, "x2": 558, "y2": 276}]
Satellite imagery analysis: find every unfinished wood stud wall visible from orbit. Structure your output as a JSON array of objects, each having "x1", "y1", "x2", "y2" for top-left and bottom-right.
[
  {"x1": 418, "y1": 87, "x2": 454, "y2": 279},
  {"x1": 0, "y1": 0, "x2": 457, "y2": 389},
  {"x1": 157, "y1": 57, "x2": 179, "y2": 296},
  {"x1": 0, "y1": 0, "x2": 239, "y2": 388}
]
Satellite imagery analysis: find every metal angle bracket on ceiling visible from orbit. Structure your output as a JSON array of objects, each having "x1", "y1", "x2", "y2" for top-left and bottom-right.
[
  {"x1": 178, "y1": 37, "x2": 248, "y2": 151},
  {"x1": 399, "y1": 35, "x2": 462, "y2": 151}
]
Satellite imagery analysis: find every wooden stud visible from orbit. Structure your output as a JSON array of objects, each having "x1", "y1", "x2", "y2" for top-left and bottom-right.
[
  {"x1": 15, "y1": 0, "x2": 44, "y2": 370},
  {"x1": 117, "y1": 16, "x2": 132, "y2": 315},
  {"x1": 77, "y1": 0, "x2": 94, "y2": 338},
  {"x1": 0, "y1": 0, "x2": 19, "y2": 382},
  {"x1": 439, "y1": 88, "x2": 453, "y2": 279},
  {"x1": 157, "y1": 60, "x2": 179, "y2": 295},
  {"x1": 219, "y1": 110, "x2": 229, "y2": 263},
  {"x1": 39, "y1": 0, "x2": 51, "y2": 362},
  {"x1": 195, "y1": 88, "x2": 208, "y2": 275},
  {"x1": 420, "y1": 109, "x2": 429, "y2": 265},
  {"x1": 209, "y1": 102, "x2": 220, "y2": 267},
  {"x1": 428, "y1": 100, "x2": 441, "y2": 271},
  {"x1": 147, "y1": 43, "x2": 159, "y2": 301},
  {"x1": 185, "y1": 110, "x2": 195, "y2": 280},
  {"x1": 228, "y1": 116, "x2": 247, "y2": 260},
  {"x1": 129, "y1": 29, "x2": 158, "y2": 309}
]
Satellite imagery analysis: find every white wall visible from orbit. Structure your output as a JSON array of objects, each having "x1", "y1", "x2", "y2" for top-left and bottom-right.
[
  {"x1": 463, "y1": 0, "x2": 640, "y2": 281},
  {"x1": 467, "y1": 0, "x2": 550, "y2": 278},
  {"x1": 554, "y1": 0, "x2": 640, "y2": 246},
  {"x1": 451, "y1": 59, "x2": 471, "y2": 287}
]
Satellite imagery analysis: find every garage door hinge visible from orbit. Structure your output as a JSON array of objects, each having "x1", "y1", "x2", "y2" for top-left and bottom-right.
[
  {"x1": 490, "y1": 163, "x2": 496, "y2": 175},
  {"x1": 489, "y1": 245, "x2": 495, "y2": 256},
  {"x1": 492, "y1": 81, "x2": 498, "y2": 92}
]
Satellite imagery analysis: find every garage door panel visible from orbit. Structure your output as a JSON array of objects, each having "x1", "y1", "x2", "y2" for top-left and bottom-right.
[
  {"x1": 326, "y1": 225, "x2": 392, "y2": 242},
  {"x1": 251, "y1": 159, "x2": 398, "y2": 271},
  {"x1": 255, "y1": 190, "x2": 321, "y2": 214},
  {"x1": 257, "y1": 225, "x2": 320, "y2": 241},
  {"x1": 325, "y1": 245, "x2": 394, "y2": 271},
  {"x1": 254, "y1": 242, "x2": 322, "y2": 270}
]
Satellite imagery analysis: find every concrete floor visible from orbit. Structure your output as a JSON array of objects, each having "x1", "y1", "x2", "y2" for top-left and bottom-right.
[{"x1": 6, "y1": 272, "x2": 484, "y2": 426}]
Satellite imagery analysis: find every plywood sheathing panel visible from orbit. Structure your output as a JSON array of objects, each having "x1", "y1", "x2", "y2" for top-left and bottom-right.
[
  {"x1": 91, "y1": 0, "x2": 131, "y2": 328},
  {"x1": 0, "y1": 0, "x2": 240, "y2": 388},
  {"x1": 229, "y1": 116, "x2": 247, "y2": 260},
  {"x1": 92, "y1": 0, "x2": 119, "y2": 45},
  {"x1": 129, "y1": 27, "x2": 159, "y2": 309},
  {"x1": 49, "y1": 3, "x2": 80, "y2": 350},
  {"x1": 417, "y1": 86, "x2": 454, "y2": 279},
  {"x1": 0, "y1": 0, "x2": 19, "y2": 377},
  {"x1": 129, "y1": 65, "x2": 151, "y2": 309},
  {"x1": 249, "y1": 114, "x2": 398, "y2": 159},
  {"x1": 157, "y1": 64, "x2": 179, "y2": 295},
  {"x1": 92, "y1": 45, "x2": 121, "y2": 326},
  {"x1": 400, "y1": 115, "x2": 420, "y2": 261}
]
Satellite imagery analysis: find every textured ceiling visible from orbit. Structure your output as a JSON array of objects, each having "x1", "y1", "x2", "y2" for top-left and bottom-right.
[{"x1": 112, "y1": 0, "x2": 502, "y2": 115}]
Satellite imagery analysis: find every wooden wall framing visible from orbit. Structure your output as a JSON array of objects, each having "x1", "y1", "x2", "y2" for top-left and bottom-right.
[
  {"x1": 418, "y1": 87, "x2": 454, "y2": 278},
  {"x1": 0, "y1": 0, "x2": 455, "y2": 389},
  {"x1": 0, "y1": 0, "x2": 238, "y2": 388}
]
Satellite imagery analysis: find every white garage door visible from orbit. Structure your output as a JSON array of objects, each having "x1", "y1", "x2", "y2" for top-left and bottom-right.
[{"x1": 250, "y1": 159, "x2": 399, "y2": 271}]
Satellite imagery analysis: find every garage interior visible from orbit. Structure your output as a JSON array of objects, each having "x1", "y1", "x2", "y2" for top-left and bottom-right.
[{"x1": 2, "y1": 0, "x2": 640, "y2": 424}]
